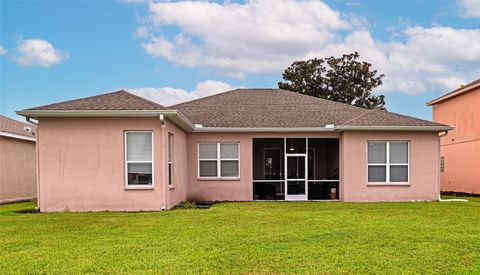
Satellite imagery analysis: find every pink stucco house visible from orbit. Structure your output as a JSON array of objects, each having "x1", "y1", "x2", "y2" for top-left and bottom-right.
[
  {"x1": 427, "y1": 78, "x2": 480, "y2": 195},
  {"x1": 17, "y1": 89, "x2": 452, "y2": 212}
]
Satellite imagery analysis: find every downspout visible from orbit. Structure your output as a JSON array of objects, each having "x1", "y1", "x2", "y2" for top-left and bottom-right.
[
  {"x1": 436, "y1": 131, "x2": 467, "y2": 202},
  {"x1": 160, "y1": 115, "x2": 167, "y2": 210},
  {"x1": 26, "y1": 117, "x2": 41, "y2": 211}
]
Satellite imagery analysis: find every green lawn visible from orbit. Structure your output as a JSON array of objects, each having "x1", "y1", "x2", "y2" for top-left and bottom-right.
[{"x1": 1, "y1": 197, "x2": 480, "y2": 274}]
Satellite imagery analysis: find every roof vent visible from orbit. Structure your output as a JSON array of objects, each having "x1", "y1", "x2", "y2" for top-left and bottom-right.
[
  {"x1": 194, "y1": 124, "x2": 203, "y2": 128},
  {"x1": 325, "y1": 124, "x2": 335, "y2": 129}
]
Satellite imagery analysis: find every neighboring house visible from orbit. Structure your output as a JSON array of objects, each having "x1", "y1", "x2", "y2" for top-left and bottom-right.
[
  {"x1": 0, "y1": 115, "x2": 37, "y2": 204},
  {"x1": 17, "y1": 89, "x2": 452, "y2": 212},
  {"x1": 427, "y1": 79, "x2": 480, "y2": 195}
]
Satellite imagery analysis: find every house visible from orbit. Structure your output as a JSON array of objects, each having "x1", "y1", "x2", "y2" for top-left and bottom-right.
[
  {"x1": 427, "y1": 79, "x2": 480, "y2": 195},
  {"x1": 0, "y1": 115, "x2": 37, "y2": 204},
  {"x1": 17, "y1": 89, "x2": 452, "y2": 212}
]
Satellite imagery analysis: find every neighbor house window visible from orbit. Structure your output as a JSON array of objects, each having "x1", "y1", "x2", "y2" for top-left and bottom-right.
[
  {"x1": 440, "y1": 156, "x2": 445, "y2": 173},
  {"x1": 367, "y1": 141, "x2": 409, "y2": 183},
  {"x1": 198, "y1": 142, "x2": 239, "y2": 178},
  {"x1": 125, "y1": 131, "x2": 153, "y2": 186},
  {"x1": 168, "y1": 133, "x2": 174, "y2": 186}
]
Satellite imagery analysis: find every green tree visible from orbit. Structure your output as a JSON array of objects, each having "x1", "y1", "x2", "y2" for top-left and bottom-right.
[{"x1": 278, "y1": 52, "x2": 386, "y2": 109}]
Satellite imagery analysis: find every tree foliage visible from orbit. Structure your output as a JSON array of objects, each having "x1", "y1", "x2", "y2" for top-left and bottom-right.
[{"x1": 278, "y1": 52, "x2": 386, "y2": 109}]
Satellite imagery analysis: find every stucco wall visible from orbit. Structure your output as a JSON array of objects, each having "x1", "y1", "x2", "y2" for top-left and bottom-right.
[
  {"x1": 37, "y1": 117, "x2": 182, "y2": 212},
  {"x1": 186, "y1": 132, "x2": 340, "y2": 201},
  {"x1": 432, "y1": 86, "x2": 480, "y2": 194},
  {"x1": 165, "y1": 119, "x2": 188, "y2": 208},
  {"x1": 0, "y1": 136, "x2": 36, "y2": 203},
  {"x1": 341, "y1": 131, "x2": 440, "y2": 202}
]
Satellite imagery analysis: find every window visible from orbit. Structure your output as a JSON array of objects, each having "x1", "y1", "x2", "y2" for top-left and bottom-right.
[
  {"x1": 440, "y1": 156, "x2": 445, "y2": 173},
  {"x1": 367, "y1": 141, "x2": 409, "y2": 183},
  {"x1": 168, "y1": 133, "x2": 174, "y2": 186},
  {"x1": 198, "y1": 142, "x2": 239, "y2": 178},
  {"x1": 125, "y1": 131, "x2": 153, "y2": 186}
]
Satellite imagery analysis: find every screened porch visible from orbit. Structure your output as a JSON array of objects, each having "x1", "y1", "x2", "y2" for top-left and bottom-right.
[{"x1": 252, "y1": 138, "x2": 340, "y2": 201}]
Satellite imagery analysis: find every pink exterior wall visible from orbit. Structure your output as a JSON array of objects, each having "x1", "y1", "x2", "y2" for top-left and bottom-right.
[
  {"x1": 341, "y1": 131, "x2": 440, "y2": 201},
  {"x1": 432, "y1": 86, "x2": 480, "y2": 194},
  {"x1": 164, "y1": 119, "x2": 188, "y2": 208},
  {"x1": 37, "y1": 117, "x2": 442, "y2": 211},
  {"x1": 186, "y1": 132, "x2": 340, "y2": 201},
  {"x1": 0, "y1": 136, "x2": 37, "y2": 203},
  {"x1": 37, "y1": 117, "x2": 186, "y2": 212}
]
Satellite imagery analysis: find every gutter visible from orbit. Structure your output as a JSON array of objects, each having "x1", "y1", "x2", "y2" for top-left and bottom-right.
[
  {"x1": 0, "y1": 131, "x2": 36, "y2": 142},
  {"x1": 16, "y1": 109, "x2": 196, "y2": 132},
  {"x1": 193, "y1": 125, "x2": 454, "y2": 133},
  {"x1": 16, "y1": 110, "x2": 453, "y2": 133}
]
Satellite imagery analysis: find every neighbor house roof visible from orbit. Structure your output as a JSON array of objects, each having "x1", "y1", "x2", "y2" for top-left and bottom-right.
[
  {"x1": 0, "y1": 115, "x2": 36, "y2": 141},
  {"x1": 17, "y1": 88, "x2": 452, "y2": 132},
  {"x1": 427, "y1": 78, "x2": 480, "y2": 106},
  {"x1": 171, "y1": 88, "x2": 450, "y2": 130},
  {"x1": 22, "y1": 90, "x2": 166, "y2": 111}
]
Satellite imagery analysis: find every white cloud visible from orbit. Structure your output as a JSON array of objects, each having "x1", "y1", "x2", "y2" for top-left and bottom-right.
[
  {"x1": 458, "y1": 0, "x2": 480, "y2": 18},
  {"x1": 141, "y1": 0, "x2": 349, "y2": 78},
  {"x1": 0, "y1": 45, "x2": 6, "y2": 56},
  {"x1": 134, "y1": 0, "x2": 480, "y2": 94},
  {"x1": 14, "y1": 39, "x2": 68, "y2": 67},
  {"x1": 134, "y1": 26, "x2": 151, "y2": 38},
  {"x1": 125, "y1": 80, "x2": 236, "y2": 106}
]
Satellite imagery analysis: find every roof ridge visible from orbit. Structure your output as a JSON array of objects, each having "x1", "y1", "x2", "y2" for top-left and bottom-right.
[
  {"x1": 23, "y1": 90, "x2": 128, "y2": 111},
  {"x1": 23, "y1": 90, "x2": 165, "y2": 111},
  {"x1": 338, "y1": 108, "x2": 374, "y2": 125},
  {"x1": 169, "y1": 88, "x2": 244, "y2": 108},
  {"x1": 121, "y1": 90, "x2": 166, "y2": 109}
]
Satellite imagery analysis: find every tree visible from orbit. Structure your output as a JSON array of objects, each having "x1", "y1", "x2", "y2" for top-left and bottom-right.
[{"x1": 278, "y1": 52, "x2": 386, "y2": 110}]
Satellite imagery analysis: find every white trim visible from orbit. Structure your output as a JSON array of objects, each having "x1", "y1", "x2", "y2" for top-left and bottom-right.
[
  {"x1": 197, "y1": 142, "x2": 240, "y2": 179},
  {"x1": 367, "y1": 140, "x2": 410, "y2": 185},
  {"x1": 124, "y1": 131, "x2": 154, "y2": 188},
  {"x1": 194, "y1": 125, "x2": 453, "y2": 132},
  {"x1": 0, "y1": 131, "x2": 36, "y2": 141},
  {"x1": 17, "y1": 110, "x2": 452, "y2": 133}
]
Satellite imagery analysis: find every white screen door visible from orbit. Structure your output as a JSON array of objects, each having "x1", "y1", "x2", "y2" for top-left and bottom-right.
[{"x1": 285, "y1": 154, "x2": 307, "y2": 201}]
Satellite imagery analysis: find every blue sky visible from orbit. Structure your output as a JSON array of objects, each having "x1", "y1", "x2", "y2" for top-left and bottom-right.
[{"x1": 1, "y1": 0, "x2": 479, "y2": 121}]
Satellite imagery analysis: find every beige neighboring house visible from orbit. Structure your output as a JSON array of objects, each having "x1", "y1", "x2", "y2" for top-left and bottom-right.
[{"x1": 0, "y1": 115, "x2": 37, "y2": 204}]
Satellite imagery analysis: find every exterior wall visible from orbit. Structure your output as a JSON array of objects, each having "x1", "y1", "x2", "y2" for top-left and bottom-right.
[
  {"x1": 37, "y1": 117, "x2": 186, "y2": 212},
  {"x1": 432, "y1": 86, "x2": 480, "y2": 194},
  {"x1": 0, "y1": 136, "x2": 36, "y2": 203},
  {"x1": 164, "y1": 119, "x2": 188, "y2": 208},
  {"x1": 341, "y1": 131, "x2": 440, "y2": 202},
  {"x1": 186, "y1": 132, "x2": 340, "y2": 201}
]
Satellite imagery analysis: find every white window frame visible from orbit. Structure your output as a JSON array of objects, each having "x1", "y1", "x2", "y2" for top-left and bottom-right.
[
  {"x1": 367, "y1": 141, "x2": 410, "y2": 185},
  {"x1": 124, "y1": 131, "x2": 154, "y2": 188},
  {"x1": 197, "y1": 142, "x2": 240, "y2": 179},
  {"x1": 168, "y1": 132, "x2": 174, "y2": 186}
]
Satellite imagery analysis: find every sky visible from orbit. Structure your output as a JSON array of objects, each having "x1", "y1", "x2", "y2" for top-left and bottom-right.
[{"x1": 1, "y1": 0, "x2": 479, "y2": 122}]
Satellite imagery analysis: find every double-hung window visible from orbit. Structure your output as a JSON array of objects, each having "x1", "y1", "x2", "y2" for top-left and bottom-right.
[
  {"x1": 198, "y1": 142, "x2": 240, "y2": 178},
  {"x1": 125, "y1": 131, "x2": 153, "y2": 186},
  {"x1": 367, "y1": 141, "x2": 409, "y2": 183},
  {"x1": 168, "y1": 133, "x2": 174, "y2": 186}
]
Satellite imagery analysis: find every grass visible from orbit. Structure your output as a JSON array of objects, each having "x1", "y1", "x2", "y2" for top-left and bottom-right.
[{"x1": 1, "y1": 197, "x2": 480, "y2": 274}]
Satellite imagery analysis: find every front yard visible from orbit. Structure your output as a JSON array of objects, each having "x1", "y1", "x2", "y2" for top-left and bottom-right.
[{"x1": 1, "y1": 197, "x2": 480, "y2": 273}]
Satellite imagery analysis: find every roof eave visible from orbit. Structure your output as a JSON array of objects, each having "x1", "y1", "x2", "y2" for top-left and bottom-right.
[
  {"x1": 426, "y1": 81, "x2": 480, "y2": 106},
  {"x1": 16, "y1": 109, "x2": 196, "y2": 132},
  {"x1": 0, "y1": 131, "x2": 36, "y2": 141},
  {"x1": 193, "y1": 127, "x2": 337, "y2": 133},
  {"x1": 336, "y1": 125, "x2": 454, "y2": 132}
]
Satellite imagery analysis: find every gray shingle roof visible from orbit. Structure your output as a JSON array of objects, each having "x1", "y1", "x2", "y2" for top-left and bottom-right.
[
  {"x1": 171, "y1": 88, "x2": 446, "y2": 128},
  {"x1": 0, "y1": 115, "x2": 36, "y2": 139},
  {"x1": 23, "y1": 90, "x2": 166, "y2": 111}
]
